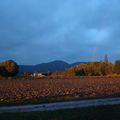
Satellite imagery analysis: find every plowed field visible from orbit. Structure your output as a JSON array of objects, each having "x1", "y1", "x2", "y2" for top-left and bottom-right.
[{"x1": 0, "y1": 77, "x2": 120, "y2": 102}]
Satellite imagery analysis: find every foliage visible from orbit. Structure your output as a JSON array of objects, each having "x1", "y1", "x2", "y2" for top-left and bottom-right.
[
  {"x1": 114, "y1": 60, "x2": 120, "y2": 74},
  {"x1": 0, "y1": 60, "x2": 19, "y2": 77},
  {"x1": 64, "y1": 61, "x2": 114, "y2": 76}
]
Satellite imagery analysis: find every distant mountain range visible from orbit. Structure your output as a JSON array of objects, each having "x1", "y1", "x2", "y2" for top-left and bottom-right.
[{"x1": 19, "y1": 60, "x2": 86, "y2": 73}]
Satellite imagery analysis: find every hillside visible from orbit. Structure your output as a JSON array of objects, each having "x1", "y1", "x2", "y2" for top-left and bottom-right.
[{"x1": 19, "y1": 60, "x2": 85, "y2": 73}]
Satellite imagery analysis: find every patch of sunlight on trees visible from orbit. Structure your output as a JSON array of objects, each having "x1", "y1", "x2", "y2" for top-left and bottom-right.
[{"x1": 64, "y1": 60, "x2": 120, "y2": 77}]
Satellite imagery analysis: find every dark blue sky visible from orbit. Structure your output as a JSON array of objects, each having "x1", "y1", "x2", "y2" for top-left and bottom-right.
[{"x1": 0, "y1": 0, "x2": 120, "y2": 65}]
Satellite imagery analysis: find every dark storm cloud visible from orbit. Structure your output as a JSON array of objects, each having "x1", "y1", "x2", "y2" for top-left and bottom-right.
[{"x1": 0, "y1": 0, "x2": 120, "y2": 64}]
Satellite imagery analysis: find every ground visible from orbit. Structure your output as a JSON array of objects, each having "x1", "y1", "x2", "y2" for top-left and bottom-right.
[
  {"x1": 0, "y1": 77, "x2": 120, "y2": 105},
  {"x1": 0, "y1": 105, "x2": 120, "y2": 120}
]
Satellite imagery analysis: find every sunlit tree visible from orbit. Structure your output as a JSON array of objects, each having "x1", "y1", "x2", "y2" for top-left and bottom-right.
[{"x1": 0, "y1": 60, "x2": 19, "y2": 77}]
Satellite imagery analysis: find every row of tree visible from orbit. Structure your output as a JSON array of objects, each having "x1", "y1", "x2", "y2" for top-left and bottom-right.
[
  {"x1": 64, "y1": 60, "x2": 120, "y2": 76},
  {"x1": 1, "y1": 59, "x2": 120, "y2": 77},
  {"x1": 0, "y1": 60, "x2": 19, "y2": 77}
]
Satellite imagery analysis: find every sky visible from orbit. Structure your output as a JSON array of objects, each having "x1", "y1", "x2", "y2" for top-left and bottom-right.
[{"x1": 0, "y1": 0, "x2": 120, "y2": 65}]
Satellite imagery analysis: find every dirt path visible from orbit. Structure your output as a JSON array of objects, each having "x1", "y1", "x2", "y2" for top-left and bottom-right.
[{"x1": 0, "y1": 97, "x2": 120, "y2": 113}]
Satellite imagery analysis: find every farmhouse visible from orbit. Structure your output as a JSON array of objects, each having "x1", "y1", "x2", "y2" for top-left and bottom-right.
[{"x1": 31, "y1": 72, "x2": 46, "y2": 78}]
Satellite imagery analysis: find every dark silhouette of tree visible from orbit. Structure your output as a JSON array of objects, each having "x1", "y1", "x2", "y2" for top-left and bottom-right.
[
  {"x1": 0, "y1": 60, "x2": 19, "y2": 77},
  {"x1": 75, "y1": 69, "x2": 85, "y2": 76},
  {"x1": 0, "y1": 66, "x2": 7, "y2": 76},
  {"x1": 104, "y1": 54, "x2": 108, "y2": 63}
]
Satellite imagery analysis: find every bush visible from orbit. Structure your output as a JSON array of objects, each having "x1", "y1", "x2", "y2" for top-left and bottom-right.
[
  {"x1": 0, "y1": 60, "x2": 19, "y2": 77},
  {"x1": 114, "y1": 60, "x2": 120, "y2": 74}
]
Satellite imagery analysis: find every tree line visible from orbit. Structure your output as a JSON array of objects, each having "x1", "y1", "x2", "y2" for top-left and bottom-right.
[
  {"x1": 1, "y1": 59, "x2": 120, "y2": 77},
  {"x1": 64, "y1": 60, "x2": 120, "y2": 76}
]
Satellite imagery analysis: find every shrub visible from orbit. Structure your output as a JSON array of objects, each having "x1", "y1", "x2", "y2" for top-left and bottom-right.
[
  {"x1": 0, "y1": 60, "x2": 19, "y2": 77},
  {"x1": 114, "y1": 60, "x2": 120, "y2": 74}
]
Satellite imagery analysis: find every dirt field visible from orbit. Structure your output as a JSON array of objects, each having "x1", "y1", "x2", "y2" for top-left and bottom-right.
[{"x1": 0, "y1": 77, "x2": 120, "y2": 103}]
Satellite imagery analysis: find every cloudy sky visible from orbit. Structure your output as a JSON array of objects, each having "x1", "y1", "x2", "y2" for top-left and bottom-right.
[{"x1": 0, "y1": 0, "x2": 120, "y2": 64}]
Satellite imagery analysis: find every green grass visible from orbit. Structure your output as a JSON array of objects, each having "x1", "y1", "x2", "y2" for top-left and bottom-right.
[{"x1": 0, "y1": 105, "x2": 120, "y2": 120}]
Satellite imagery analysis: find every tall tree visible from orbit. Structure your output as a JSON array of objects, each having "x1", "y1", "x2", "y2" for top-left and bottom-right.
[
  {"x1": 114, "y1": 60, "x2": 120, "y2": 74},
  {"x1": 0, "y1": 60, "x2": 19, "y2": 77},
  {"x1": 104, "y1": 54, "x2": 108, "y2": 63}
]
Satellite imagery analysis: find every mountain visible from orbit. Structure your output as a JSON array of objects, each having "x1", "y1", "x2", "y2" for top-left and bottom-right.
[
  {"x1": 19, "y1": 60, "x2": 86, "y2": 73},
  {"x1": 70, "y1": 62, "x2": 87, "y2": 67}
]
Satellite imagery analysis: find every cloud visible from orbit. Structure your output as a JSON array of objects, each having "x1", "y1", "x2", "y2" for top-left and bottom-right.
[{"x1": 0, "y1": 0, "x2": 120, "y2": 64}]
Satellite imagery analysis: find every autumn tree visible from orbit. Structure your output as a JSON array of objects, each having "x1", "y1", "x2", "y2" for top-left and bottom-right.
[
  {"x1": 0, "y1": 60, "x2": 19, "y2": 77},
  {"x1": 104, "y1": 54, "x2": 108, "y2": 63},
  {"x1": 114, "y1": 60, "x2": 120, "y2": 74},
  {"x1": 64, "y1": 61, "x2": 114, "y2": 76}
]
